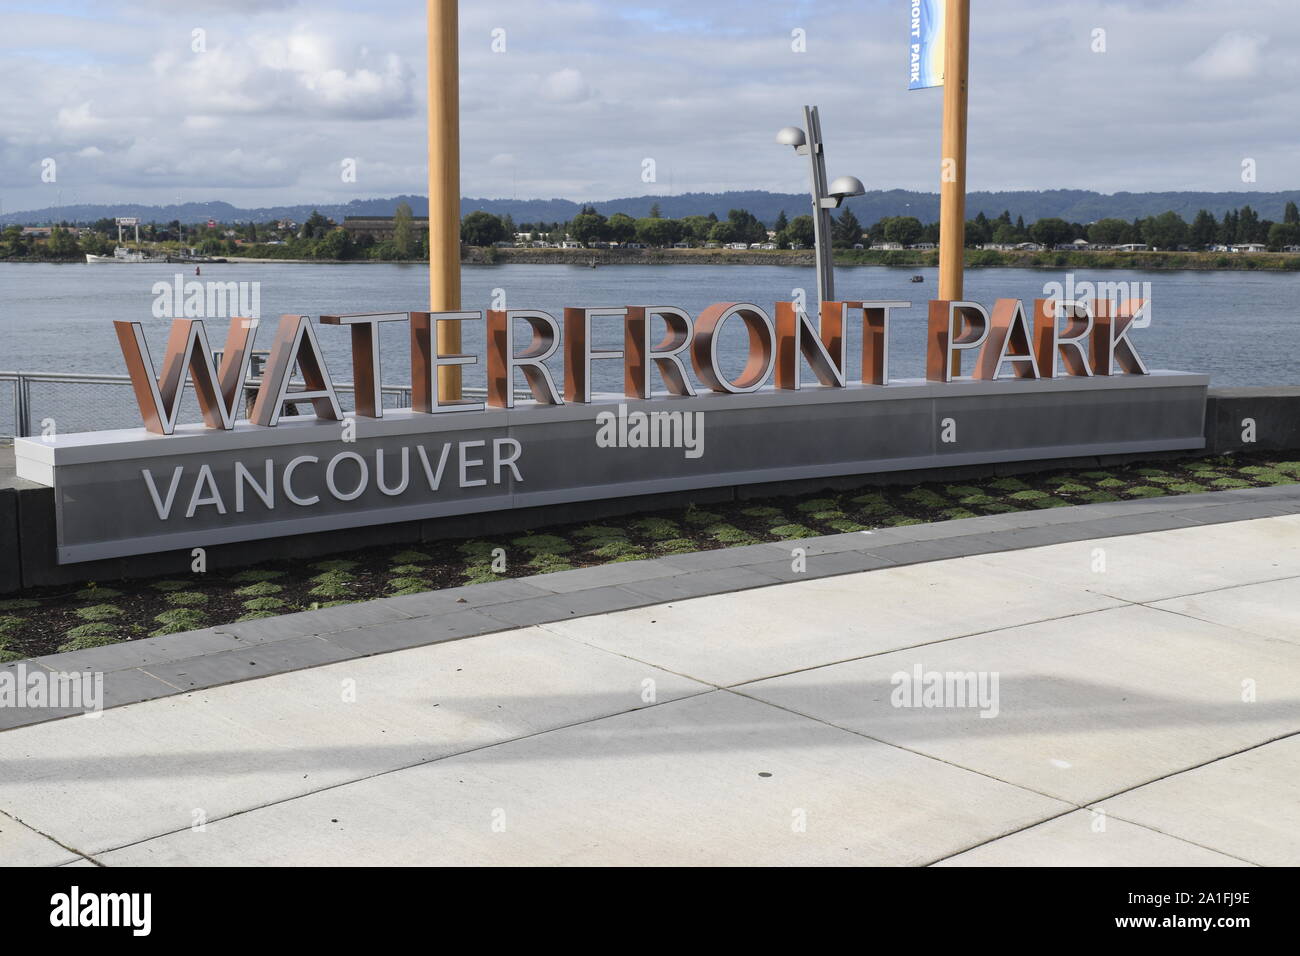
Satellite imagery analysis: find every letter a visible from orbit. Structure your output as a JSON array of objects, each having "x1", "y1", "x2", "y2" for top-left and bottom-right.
[{"x1": 250, "y1": 315, "x2": 343, "y2": 426}]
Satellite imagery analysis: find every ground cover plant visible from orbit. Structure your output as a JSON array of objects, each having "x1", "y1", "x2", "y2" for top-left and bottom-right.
[{"x1": 1, "y1": 453, "x2": 1295, "y2": 659}]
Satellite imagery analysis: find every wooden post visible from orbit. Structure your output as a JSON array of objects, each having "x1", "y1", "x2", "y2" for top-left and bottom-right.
[
  {"x1": 427, "y1": 0, "x2": 461, "y2": 401},
  {"x1": 939, "y1": 0, "x2": 970, "y2": 372}
]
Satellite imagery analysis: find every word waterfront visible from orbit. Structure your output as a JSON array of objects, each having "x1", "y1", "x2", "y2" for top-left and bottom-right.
[{"x1": 114, "y1": 297, "x2": 1149, "y2": 435}]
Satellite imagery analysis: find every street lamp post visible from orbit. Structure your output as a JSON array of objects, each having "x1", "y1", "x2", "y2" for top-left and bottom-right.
[{"x1": 776, "y1": 105, "x2": 864, "y2": 313}]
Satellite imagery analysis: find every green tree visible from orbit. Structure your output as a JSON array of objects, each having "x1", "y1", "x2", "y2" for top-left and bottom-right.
[
  {"x1": 606, "y1": 212, "x2": 637, "y2": 243},
  {"x1": 707, "y1": 221, "x2": 738, "y2": 243},
  {"x1": 833, "y1": 207, "x2": 864, "y2": 247},
  {"x1": 1190, "y1": 210, "x2": 1218, "y2": 249},
  {"x1": 393, "y1": 202, "x2": 414, "y2": 256},
  {"x1": 80, "y1": 230, "x2": 111, "y2": 255},
  {"x1": 569, "y1": 205, "x2": 608, "y2": 243},
  {"x1": 884, "y1": 216, "x2": 923, "y2": 246},
  {"x1": 649, "y1": 202, "x2": 662, "y2": 219},
  {"x1": 1029, "y1": 217, "x2": 1072, "y2": 248},
  {"x1": 773, "y1": 210, "x2": 789, "y2": 234},
  {"x1": 726, "y1": 208, "x2": 767, "y2": 244},
  {"x1": 1087, "y1": 218, "x2": 1129, "y2": 246},
  {"x1": 708, "y1": 221, "x2": 739, "y2": 244},
  {"x1": 991, "y1": 223, "x2": 1019, "y2": 245},
  {"x1": 1141, "y1": 211, "x2": 1189, "y2": 250},
  {"x1": 1218, "y1": 209, "x2": 1239, "y2": 244},
  {"x1": 1267, "y1": 222, "x2": 1300, "y2": 250},
  {"x1": 0, "y1": 224, "x2": 20, "y2": 259},
  {"x1": 315, "y1": 229, "x2": 355, "y2": 260},
  {"x1": 1238, "y1": 205, "x2": 1264, "y2": 243},
  {"x1": 786, "y1": 215, "x2": 815, "y2": 248},
  {"x1": 679, "y1": 215, "x2": 714, "y2": 241},
  {"x1": 1285, "y1": 201, "x2": 1300, "y2": 225},
  {"x1": 47, "y1": 226, "x2": 82, "y2": 259},
  {"x1": 460, "y1": 211, "x2": 506, "y2": 246},
  {"x1": 301, "y1": 210, "x2": 332, "y2": 240},
  {"x1": 635, "y1": 217, "x2": 680, "y2": 246}
]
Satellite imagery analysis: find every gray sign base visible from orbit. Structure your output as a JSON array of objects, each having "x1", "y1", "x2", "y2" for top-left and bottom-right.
[{"x1": 15, "y1": 372, "x2": 1208, "y2": 564}]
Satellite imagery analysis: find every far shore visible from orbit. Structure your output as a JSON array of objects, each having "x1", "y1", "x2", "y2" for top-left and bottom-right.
[
  {"x1": 10, "y1": 246, "x2": 1300, "y2": 272},
  {"x1": 231, "y1": 246, "x2": 1300, "y2": 272}
]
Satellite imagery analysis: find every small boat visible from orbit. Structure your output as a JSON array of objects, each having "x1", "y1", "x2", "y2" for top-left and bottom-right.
[
  {"x1": 85, "y1": 246, "x2": 168, "y2": 264},
  {"x1": 910, "y1": 274, "x2": 924, "y2": 282}
]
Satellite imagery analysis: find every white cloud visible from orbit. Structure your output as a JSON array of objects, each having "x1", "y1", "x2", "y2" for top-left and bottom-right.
[
  {"x1": 2, "y1": 0, "x2": 1300, "y2": 213},
  {"x1": 540, "y1": 68, "x2": 591, "y2": 104},
  {"x1": 149, "y1": 31, "x2": 414, "y2": 119},
  {"x1": 1189, "y1": 32, "x2": 1265, "y2": 81},
  {"x1": 56, "y1": 102, "x2": 107, "y2": 133}
]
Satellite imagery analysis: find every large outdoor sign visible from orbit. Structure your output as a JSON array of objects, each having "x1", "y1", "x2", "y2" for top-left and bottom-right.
[{"x1": 15, "y1": 298, "x2": 1208, "y2": 563}]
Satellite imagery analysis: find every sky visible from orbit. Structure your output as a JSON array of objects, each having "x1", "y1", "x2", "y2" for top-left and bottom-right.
[{"x1": 0, "y1": 0, "x2": 1295, "y2": 214}]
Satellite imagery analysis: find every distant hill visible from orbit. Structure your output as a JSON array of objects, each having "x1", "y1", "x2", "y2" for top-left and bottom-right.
[{"x1": 5, "y1": 189, "x2": 1300, "y2": 228}]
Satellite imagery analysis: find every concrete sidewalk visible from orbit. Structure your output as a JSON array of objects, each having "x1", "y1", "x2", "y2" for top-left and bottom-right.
[{"x1": 2, "y1": 500, "x2": 1298, "y2": 866}]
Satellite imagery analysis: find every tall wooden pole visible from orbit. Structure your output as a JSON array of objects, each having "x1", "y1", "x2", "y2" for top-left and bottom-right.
[
  {"x1": 427, "y1": 0, "x2": 461, "y2": 401},
  {"x1": 939, "y1": 0, "x2": 970, "y2": 370}
]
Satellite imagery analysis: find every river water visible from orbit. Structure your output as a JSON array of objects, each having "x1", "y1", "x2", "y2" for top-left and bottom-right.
[{"x1": 0, "y1": 261, "x2": 1294, "y2": 431}]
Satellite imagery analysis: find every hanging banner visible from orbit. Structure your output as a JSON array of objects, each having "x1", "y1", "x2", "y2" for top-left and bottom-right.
[{"x1": 909, "y1": 0, "x2": 944, "y2": 90}]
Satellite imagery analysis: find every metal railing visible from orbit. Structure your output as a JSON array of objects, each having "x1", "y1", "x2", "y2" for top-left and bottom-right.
[{"x1": 0, "y1": 371, "x2": 501, "y2": 439}]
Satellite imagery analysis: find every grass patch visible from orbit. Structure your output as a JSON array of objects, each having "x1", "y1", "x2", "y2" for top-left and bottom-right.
[
  {"x1": 242, "y1": 597, "x2": 287, "y2": 612},
  {"x1": 152, "y1": 609, "x2": 206, "y2": 635},
  {"x1": 235, "y1": 582, "x2": 284, "y2": 598},
  {"x1": 58, "y1": 626, "x2": 120, "y2": 652},
  {"x1": 75, "y1": 604, "x2": 123, "y2": 622},
  {"x1": 769, "y1": 523, "x2": 818, "y2": 539}
]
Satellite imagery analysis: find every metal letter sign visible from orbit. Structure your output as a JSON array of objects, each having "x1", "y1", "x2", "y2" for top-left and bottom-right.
[{"x1": 15, "y1": 299, "x2": 1207, "y2": 564}]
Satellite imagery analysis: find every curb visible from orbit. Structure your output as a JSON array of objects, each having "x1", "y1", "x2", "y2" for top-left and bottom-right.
[{"x1": 3, "y1": 482, "x2": 1298, "y2": 730}]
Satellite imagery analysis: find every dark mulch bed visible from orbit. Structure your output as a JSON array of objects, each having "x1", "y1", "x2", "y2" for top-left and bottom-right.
[{"x1": 2, "y1": 452, "x2": 1296, "y2": 660}]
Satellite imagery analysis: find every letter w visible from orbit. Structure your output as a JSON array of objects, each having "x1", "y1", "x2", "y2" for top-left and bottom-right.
[{"x1": 115, "y1": 318, "x2": 259, "y2": 434}]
